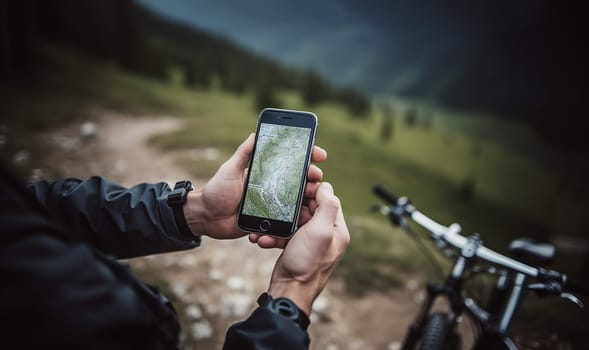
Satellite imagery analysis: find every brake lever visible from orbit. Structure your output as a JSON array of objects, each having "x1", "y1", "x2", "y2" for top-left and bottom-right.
[
  {"x1": 560, "y1": 292, "x2": 584, "y2": 309},
  {"x1": 528, "y1": 283, "x2": 584, "y2": 308},
  {"x1": 370, "y1": 204, "x2": 406, "y2": 227}
]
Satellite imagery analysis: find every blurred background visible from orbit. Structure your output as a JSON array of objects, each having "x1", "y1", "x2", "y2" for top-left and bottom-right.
[{"x1": 1, "y1": 0, "x2": 588, "y2": 349}]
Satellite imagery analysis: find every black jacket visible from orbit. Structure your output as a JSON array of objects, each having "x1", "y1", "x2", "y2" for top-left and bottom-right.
[{"x1": 0, "y1": 168, "x2": 309, "y2": 349}]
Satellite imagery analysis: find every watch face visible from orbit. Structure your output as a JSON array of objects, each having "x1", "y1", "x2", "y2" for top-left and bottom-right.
[
  {"x1": 268, "y1": 298, "x2": 309, "y2": 330},
  {"x1": 257, "y1": 293, "x2": 309, "y2": 330},
  {"x1": 269, "y1": 298, "x2": 299, "y2": 318}
]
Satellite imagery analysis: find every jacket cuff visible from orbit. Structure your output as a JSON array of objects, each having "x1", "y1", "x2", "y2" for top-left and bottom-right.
[
  {"x1": 223, "y1": 307, "x2": 310, "y2": 349},
  {"x1": 158, "y1": 192, "x2": 201, "y2": 247}
]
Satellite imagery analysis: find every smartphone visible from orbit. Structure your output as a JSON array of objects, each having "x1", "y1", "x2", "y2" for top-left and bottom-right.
[{"x1": 238, "y1": 108, "x2": 318, "y2": 238}]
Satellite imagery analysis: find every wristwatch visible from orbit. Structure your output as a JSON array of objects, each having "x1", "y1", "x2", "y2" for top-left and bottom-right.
[
  {"x1": 167, "y1": 180, "x2": 200, "y2": 244},
  {"x1": 257, "y1": 292, "x2": 310, "y2": 331}
]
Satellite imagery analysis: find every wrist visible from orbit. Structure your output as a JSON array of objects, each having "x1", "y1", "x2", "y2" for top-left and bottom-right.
[
  {"x1": 183, "y1": 188, "x2": 209, "y2": 237},
  {"x1": 267, "y1": 280, "x2": 317, "y2": 317}
]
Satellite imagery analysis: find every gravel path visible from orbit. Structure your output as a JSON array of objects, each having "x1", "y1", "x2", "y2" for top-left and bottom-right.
[{"x1": 39, "y1": 110, "x2": 423, "y2": 349}]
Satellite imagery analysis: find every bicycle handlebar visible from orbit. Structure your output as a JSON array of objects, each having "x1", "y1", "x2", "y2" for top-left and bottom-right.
[
  {"x1": 373, "y1": 184, "x2": 589, "y2": 310},
  {"x1": 373, "y1": 184, "x2": 399, "y2": 206},
  {"x1": 373, "y1": 185, "x2": 541, "y2": 278},
  {"x1": 372, "y1": 184, "x2": 589, "y2": 299}
]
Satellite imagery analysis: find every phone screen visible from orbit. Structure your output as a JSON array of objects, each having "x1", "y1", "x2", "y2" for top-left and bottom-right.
[
  {"x1": 242, "y1": 123, "x2": 311, "y2": 221},
  {"x1": 238, "y1": 108, "x2": 317, "y2": 237}
]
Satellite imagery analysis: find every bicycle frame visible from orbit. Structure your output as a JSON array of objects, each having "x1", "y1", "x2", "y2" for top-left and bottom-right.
[
  {"x1": 372, "y1": 185, "x2": 585, "y2": 350},
  {"x1": 401, "y1": 234, "x2": 520, "y2": 350}
]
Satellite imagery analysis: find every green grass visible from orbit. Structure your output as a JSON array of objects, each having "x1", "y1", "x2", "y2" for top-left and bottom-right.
[
  {"x1": 2, "y1": 46, "x2": 586, "y2": 295},
  {"x1": 2, "y1": 45, "x2": 586, "y2": 350}
]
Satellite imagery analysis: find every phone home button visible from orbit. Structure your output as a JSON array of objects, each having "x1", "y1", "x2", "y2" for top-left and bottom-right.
[{"x1": 260, "y1": 220, "x2": 271, "y2": 232}]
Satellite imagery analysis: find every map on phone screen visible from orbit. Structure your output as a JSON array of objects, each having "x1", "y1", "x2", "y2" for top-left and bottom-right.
[{"x1": 242, "y1": 123, "x2": 311, "y2": 222}]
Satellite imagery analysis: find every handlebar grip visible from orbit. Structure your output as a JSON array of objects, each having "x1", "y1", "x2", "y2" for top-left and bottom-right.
[
  {"x1": 566, "y1": 279, "x2": 589, "y2": 296},
  {"x1": 373, "y1": 184, "x2": 399, "y2": 205}
]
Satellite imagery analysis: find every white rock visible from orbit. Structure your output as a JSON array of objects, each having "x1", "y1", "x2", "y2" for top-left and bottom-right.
[
  {"x1": 13, "y1": 150, "x2": 30, "y2": 164},
  {"x1": 312, "y1": 295, "x2": 329, "y2": 313},
  {"x1": 227, "y1": 276, "x2": 246, "y2": 291},
  {"x1": 220, "y1": 293, "x2": 252, "y2": 317},
  {"x1": 190, "y1": 320, "x2": 213, "y2": 340},
  {"x1": 30, "y1": 168, "x2": 44, "y2": 182},
  {"x1": 185, "y1": 305, "x2": 202, "y2": 320},
  {"x1": 206, "y1": 304, "x2": 219, "y2": 316},
  {"x1": 413, "y1": 290, "x2": 425, "y2": 304},
  {"x1": 208, "y1": 269, "x2": 224, "y2": 281},
  {"x1": 180, "y1": 255, "x2": 196, "y2": 267},
  {"x1": 53, "y1": 135, "x2": 80, "y2": 151},
  {"x1": 172, "y1": 283, "x2": 188, "y2": 299},
  {"x1": 387, "y1": 341, "x2": 401, "y2": 350},
  {"x1": 80, "y1": 122, "x2": 98, "y2": 140},
  {"x1": 406, "y1": 279, "x2": 419, "y2": 291}
]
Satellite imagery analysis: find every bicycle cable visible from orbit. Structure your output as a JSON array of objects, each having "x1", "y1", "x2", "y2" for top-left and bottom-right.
[{"x1": 401, "y1": 221, "x2": 446, "y2": 280}]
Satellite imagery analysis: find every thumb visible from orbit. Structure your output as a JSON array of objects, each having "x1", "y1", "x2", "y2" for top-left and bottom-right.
[
  {"x1": 306, "y1": 182, "x2": 339, "y2": 231},
  {"x1": 224, "y1": 133, "x2": 255, "y2": 172}
]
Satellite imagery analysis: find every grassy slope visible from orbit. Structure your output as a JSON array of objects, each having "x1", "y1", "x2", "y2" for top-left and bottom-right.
[
  {"x1": 2, "y1": 47, "x2": 565, "y2": 268},
  {"x1": 3, "y1": 48, "x2": 587, "y2": 345},
  {"x1": 4, "y1": 47, "x2": 585, "y2": 275}
]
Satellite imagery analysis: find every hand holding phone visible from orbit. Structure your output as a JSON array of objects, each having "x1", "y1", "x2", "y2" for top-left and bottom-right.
[
  {"x1": 238, "y1": 108, "x2": 318, "y2": 238},
  {"x1": 266, "y1": 182, "x2": 349, "y2": 315}
]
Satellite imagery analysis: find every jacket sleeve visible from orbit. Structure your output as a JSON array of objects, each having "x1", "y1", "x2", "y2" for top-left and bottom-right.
[
  {"x1": 0, "y1": 231, "x2": 181, "y2": 349},
  {"x1": 223, "y1": 308, "x2": 310, "y2": 350},
  {"x1": 1, "y1": 172, "x2": 181, "y2": 349},
  {"x1": 29, "y1": 176, "x2": 199, "y2": 259}
]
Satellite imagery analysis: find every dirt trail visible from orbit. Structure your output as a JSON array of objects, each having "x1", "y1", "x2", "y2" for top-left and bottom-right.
[{"x1": 40, "y1": 111, "x2": 423, "y2": 350}]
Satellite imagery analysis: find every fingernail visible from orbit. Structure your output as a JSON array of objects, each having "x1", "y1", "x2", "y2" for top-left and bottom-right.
[
  {"x1": 317, "y1": 145, "x2": 327, "y2": 156},
  {"x1": 322, "y1": 182, "x2": 334, "y2": 193}
]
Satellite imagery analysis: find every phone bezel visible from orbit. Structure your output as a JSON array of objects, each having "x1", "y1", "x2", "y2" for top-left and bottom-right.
[{"x1": 237, "y1": 108, "x2": 318, "y2": 238}]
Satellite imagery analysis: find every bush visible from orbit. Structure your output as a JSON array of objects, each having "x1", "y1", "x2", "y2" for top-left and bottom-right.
[
  {"x1": 337, "y1": 87, "x2": 371, "y2": 118},
  {"x1": 301, "y1": 70, "x2": 331, "y2": 106},
  {"x1": 405, "y1": 108, "x2": 418, "y2": 127},
  {"x1": 254, "y1": 77, "x2": 281, "y2": 112}
]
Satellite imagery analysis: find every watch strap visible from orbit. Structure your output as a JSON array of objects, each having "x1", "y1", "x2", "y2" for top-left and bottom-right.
[
  {"x1": 257, "y1": 292, "x2": 310, "y2": 331},
  {"x1": 167, "y1": 181, "x2": 200, "y2": 244}
]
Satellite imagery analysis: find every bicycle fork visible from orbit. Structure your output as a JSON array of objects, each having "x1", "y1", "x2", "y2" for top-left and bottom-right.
[
  {"x1": 401, "y1": 235, "x2": 482, "y2": 349},
  {"x1": 470, "y1": 272, "x2": 526, "y2": 350}
]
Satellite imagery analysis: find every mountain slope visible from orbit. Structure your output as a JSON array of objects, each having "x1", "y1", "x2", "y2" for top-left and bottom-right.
[{"x1": 137, "y1": 0, "x2": 588, "y2": 148}]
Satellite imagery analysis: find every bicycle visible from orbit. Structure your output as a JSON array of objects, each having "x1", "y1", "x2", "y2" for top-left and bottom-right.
[{"x1": 371, "y1": 184, "x2": 589, "y2": 350}]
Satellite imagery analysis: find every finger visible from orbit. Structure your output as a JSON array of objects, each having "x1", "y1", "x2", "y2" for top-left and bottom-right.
[
  {"x1": 298, "y1": 204, "x2": 312, "y2": 225},
  {"x1": 306, "y1": 197, "x2": 318, "y2": 215},
  {"x1": 249, "y1": 233, "x2": 260, "y2": 243},
  {"x1": 300, "y1": 196, "x2": 318, "y2": 215},
  {"x1": 304, "y1": 181, "x2": 320, "y2": 199},
  {"x1": 311, "y1": 145, "x2": 327, "y2": 163},
  {"x1": 249, "y1": 233, "x2": 287, "y2": 249},
  {"x1": 307, "y1": 164, "x2": 323, "y2": 182},
  {"x1": 257, "y1": 235, "x2": 288, "y2": 249}
]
